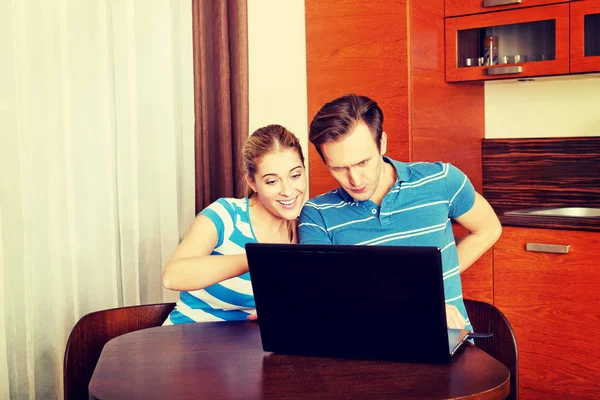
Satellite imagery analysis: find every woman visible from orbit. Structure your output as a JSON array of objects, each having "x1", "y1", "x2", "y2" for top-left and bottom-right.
[{"x1": 162, "y1": 125, "x2": 307, "y2": 325}]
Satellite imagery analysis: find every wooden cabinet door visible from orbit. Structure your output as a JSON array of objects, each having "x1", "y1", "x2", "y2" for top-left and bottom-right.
[
  {"x1": 494, "y1": 226, "x2": 600, "y2": 400},
  {"x1": 305, "y1": 0, "x2": 410, "y2": 197},
  {"x1": 570, "y1": 0, "x2": 600, "y2": 73},
  {"x1": 446, "y1": 0, "x2": 566, "y2": 18},
  {"x1": 446, "y1": 4, "x2": 570, "y2": 82}
]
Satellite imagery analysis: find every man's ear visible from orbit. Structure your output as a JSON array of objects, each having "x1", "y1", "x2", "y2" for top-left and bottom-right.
[
  {"x1": 245, "y1": 175, "x2": 257, "y2": 193},
  {"x1": 380, "y1": 132, "x2": 388, "y2": 155}
]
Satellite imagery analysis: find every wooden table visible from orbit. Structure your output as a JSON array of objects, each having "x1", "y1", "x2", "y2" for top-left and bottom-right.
[{"x1": 89, "y1": 321, "x2": 510, "y2": 399}]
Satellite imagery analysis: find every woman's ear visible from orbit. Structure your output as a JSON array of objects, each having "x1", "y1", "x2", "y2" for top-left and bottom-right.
[{"x1": 245, "y1": 175, "x2": 257, "y2": 193}]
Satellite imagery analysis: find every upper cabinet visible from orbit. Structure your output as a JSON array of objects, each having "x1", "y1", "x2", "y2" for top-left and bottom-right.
[
  {"x1": 571, "y1": 0, "x2": 600, "y2": 73},
  {"x1": 446, "y1": 0, "x2": 600, "y2": 82},
  {"x1": 446, "y1": 0, "x2": 565, "y2": 18}
]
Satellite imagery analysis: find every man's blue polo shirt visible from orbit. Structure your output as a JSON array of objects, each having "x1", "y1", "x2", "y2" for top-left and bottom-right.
[{"x1": 298, "y1": 157, "x2": 476, "y2": 329}]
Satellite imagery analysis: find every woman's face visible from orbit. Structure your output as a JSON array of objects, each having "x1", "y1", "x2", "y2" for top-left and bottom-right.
[{"x1": 247, "y1": 148, "x2": 307, "y2": 220}]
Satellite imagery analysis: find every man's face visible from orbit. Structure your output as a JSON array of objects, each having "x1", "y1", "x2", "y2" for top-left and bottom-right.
[{"x1": 321, "y1": 122, "x2": 387, "y2": 202}]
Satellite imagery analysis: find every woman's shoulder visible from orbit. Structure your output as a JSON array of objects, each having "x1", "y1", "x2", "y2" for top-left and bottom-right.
[{"x1": 200, "y1": 197, "x2": 248, "y2": 219}]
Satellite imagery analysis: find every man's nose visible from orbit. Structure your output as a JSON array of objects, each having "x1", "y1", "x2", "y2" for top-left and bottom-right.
[{"x1": 348, "y1": 168, "x2": 360, "y2": 186}]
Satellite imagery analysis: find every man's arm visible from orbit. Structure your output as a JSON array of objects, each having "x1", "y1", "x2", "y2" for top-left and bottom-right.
[
  {"x1": 298, "y1": 203, "x2": 332, "y2": 244},
  {"x1": 454, "y1": 192, "x2": 502, "y2": 273}
]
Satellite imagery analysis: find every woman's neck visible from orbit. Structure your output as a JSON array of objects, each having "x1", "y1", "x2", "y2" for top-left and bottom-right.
[{"x1": 248, "y1": 196, "x2": 290, "y2": 243}]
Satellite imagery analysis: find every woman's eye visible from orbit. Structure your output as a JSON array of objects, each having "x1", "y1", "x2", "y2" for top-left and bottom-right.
[
  {"x1": 266, "y1": 180, "x2": 277, "y2": 185},
  {"x1": 291, "y1": 173, "x2": 302, "y2": 179},
  {"x1": 359, "y1": 160, "x2": 368, "y2": 166}
]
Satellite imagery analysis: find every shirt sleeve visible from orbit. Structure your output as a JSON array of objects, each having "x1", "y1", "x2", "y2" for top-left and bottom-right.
[
  {"x1": 298, "y1": 203, "x2": 332, "y2": 244},
  {"x1": 445, "y1": 163, "x2": 476, "y2": 219},
  {"x1": 198, "y1": 198, "x2": 232, "y2": 248}
]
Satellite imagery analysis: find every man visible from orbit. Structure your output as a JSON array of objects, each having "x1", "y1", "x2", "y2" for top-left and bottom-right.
[{"x1": 298, "y1": 94, "x2": 502, "y2": 330}]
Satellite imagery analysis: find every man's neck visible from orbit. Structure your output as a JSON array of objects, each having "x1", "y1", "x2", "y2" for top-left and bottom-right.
[{"x1": 370, "y1": 159, "x2": 397, "y2": 206}]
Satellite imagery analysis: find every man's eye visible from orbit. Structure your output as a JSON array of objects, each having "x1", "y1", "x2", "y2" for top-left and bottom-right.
[{"x1": 359, "y1": 160, "x2": 368, "y2": 166}]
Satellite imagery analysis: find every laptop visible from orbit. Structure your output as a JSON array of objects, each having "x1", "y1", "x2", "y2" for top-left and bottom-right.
[{"x1": 245, "y1": 243, "x2": 474, "y2": 364}]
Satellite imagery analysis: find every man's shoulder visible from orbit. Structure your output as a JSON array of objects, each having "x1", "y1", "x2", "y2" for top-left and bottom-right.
[
  {"x1": 406, "y1": 161, "x2": 446, "y2": 174},
  {"x1": 307, "y1": 190, "x2": 342, "y2": 204},
  {"x1": 401, "y1": 161, "x2": 453, "y2": 183},
  {"x1": 301, "y1": 190, "x2": 351, "y2": 215}
]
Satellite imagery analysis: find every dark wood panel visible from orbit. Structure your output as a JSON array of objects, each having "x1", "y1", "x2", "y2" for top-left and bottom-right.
[
  {"x1": 494, "y1": 226, "x2": 600, "y2": 400},
  {"x1": 499, "y1": 214, "x2": 600, "y2": 232},
  {"x1": 445, "y1": 0, "x2": 567, "y2": 18},
  {"x1": 410, "y1": 0, "x2": 485, "y2": 192},
  {"x1": 482, "y1": 137, "x2": 600, "y2": 215},
  {"x1": 305, "y1": 0, "x2": 410, "y2": 197}
]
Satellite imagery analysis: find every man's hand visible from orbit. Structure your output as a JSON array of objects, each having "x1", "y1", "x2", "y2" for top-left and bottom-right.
[{"x1": 446, "y1": 304, "x2": 466, "y2": 329}]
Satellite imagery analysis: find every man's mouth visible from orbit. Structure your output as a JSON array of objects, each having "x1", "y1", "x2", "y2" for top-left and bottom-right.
[{"x1": 349, "y1": 187, "x2": 366, "y2": 193}]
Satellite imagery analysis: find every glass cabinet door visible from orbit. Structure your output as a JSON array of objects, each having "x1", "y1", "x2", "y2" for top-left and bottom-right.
[
  {"x1": 446, "y1": 3, "x2": 569, "y2": 82},
  {"x1": 570, "y1": 0, "x2": 600, "y2": 73}
]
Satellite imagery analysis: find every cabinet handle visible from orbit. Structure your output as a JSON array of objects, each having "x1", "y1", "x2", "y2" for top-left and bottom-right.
[
  {"x1": 485, "y1": 66, "x2": 522, "y2": 75},
  {"x1": 483, "y1": 0, "x2": 522, "y2": 7},
  {"x1": 526, "y1": 243, "x2": 570, "y2": 254}
]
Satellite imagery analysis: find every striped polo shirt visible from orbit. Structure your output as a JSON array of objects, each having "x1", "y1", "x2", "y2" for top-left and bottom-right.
[
  {"x1": 298, "y1": 158, "x2": 475, "y2": 329},
  {"x1": 163, "y1": 197, "x2": 257, "y2": 325}
]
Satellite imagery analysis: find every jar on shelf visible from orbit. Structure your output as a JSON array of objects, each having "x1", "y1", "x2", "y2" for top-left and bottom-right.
[{"x1": 483, "y1": 36, "x2": 499, "y2": 66}]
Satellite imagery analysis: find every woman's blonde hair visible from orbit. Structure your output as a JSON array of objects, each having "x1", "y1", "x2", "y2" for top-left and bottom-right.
[{"x1": 242, "y1": 124, "x2": 305, "y2": 242}]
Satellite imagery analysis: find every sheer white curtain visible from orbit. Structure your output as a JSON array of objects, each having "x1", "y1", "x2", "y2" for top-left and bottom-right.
[{"x1": 0, "y1": 1, "x2": 195, "y2": 398}]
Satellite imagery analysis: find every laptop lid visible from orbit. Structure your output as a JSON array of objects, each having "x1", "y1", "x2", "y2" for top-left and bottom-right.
[{"x1": 246, "y1": 243, "x2": 469, "y2": 364}]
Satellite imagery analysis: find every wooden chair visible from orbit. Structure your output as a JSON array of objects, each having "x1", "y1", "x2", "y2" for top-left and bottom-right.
[
  {"x1": 63, "y1": 302, "x2": 175, "y2": 400},
  {"x1": 465, "y1": 299, "x2": 519, "y2": 400}
]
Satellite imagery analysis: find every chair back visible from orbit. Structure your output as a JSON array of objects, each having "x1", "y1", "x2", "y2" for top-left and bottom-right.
[
  {"x1": 63, "y1": 302, "x2": 175, "y2": 400},
  {"x1": 465, "y1": 299, "x2": 518, "y2": 400}
]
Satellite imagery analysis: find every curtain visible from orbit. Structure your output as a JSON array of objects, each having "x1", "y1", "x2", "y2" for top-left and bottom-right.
[
  {"x1": 0, "y1": 1, "x2": 195, "y2": 398},
  {"x1": 193, "y1": 0, "x2": 249, "y2": 213}
]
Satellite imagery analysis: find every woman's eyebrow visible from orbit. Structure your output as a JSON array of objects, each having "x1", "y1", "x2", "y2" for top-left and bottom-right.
[{"x1": 261, "y1": 165, "x2": 303, "y2": 179}]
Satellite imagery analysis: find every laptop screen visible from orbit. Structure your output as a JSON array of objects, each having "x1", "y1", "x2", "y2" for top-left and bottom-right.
[{"x1": 246, "y1": 243, "x2": 455, "y2": 363}]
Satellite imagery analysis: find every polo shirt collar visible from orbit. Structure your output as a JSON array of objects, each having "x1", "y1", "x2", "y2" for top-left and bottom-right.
[
  {"x1": 385, "y1": 156, "x2": 412, "y2": 183},
  {"x1": 337, "y1": 156, "x2": 413, "y2": 202}
]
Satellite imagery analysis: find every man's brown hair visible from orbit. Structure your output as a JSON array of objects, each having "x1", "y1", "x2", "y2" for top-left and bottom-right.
[{"x1": 309, "y1": 94, "x2": 384, "y2": 161}]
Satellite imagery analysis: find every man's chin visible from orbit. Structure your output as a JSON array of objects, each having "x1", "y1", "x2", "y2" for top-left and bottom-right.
[{"x1": 347, "y1": 191, "x2": 372, "y2": 202}]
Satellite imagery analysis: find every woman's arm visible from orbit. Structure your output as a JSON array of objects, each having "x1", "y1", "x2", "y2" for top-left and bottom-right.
[{"x1": 162, "y1": 215, "x2": 249, "y2": 291}]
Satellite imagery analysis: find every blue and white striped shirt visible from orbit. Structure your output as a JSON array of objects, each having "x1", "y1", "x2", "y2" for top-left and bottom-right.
[
  {"x1": 298, "y1": 158, "x2": 475, "y2": 329},
  {"x1": 164, "y1": 198, "x2": 257, "y2": 325}
]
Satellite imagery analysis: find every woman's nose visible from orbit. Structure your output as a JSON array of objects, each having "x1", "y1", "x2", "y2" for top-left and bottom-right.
[{"x1": 280, "y1": 180, "x2": 294, "y2": 196}]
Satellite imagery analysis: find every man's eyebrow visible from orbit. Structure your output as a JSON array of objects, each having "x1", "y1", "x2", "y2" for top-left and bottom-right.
[{"x1": 330, "y1": 158, "x2": 369, "y2": 169}]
